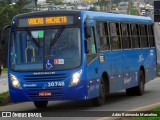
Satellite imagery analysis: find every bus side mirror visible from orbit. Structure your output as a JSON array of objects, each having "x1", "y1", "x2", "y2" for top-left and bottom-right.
[
  {"x1": 0, "y1": 25, "x2": 10, "y2": 47},
  {"x1": 85, "y1": 26, "x2": 92, "y2": 39}
]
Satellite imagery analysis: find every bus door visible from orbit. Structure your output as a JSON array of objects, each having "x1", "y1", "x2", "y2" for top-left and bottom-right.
[{"x1": 85, "y1": 20, "x2": 100, "y2": 99}]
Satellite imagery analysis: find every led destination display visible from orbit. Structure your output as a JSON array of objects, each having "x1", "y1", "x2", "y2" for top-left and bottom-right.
[{"x1": 18, "y1": 16, "x2": 74, "y2": 27}]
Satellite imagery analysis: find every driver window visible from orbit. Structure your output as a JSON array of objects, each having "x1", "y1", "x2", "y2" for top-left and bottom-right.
[
  {"x1": 86, "y1": 27, "x2": 97, "y2": 65},
  {"x1": 87, "y1": 27, "x2": 97, "y2": 54}
]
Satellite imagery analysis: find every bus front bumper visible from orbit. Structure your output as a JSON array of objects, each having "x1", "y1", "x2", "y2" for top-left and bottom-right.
[{"x1": 9, "y1": 83, "x2": 88, "y2": 102}]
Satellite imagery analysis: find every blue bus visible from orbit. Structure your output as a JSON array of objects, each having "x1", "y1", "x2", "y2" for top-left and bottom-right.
[{"x1": 1, "y1": 10, "x2": 157, "y2": 108}]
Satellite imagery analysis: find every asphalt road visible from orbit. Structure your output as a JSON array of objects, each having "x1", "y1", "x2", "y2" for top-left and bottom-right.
[{"x1": 0, "y1": 77, "x2": 160, "y2": 120}]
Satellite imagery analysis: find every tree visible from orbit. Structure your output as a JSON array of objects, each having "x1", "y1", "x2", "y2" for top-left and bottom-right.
[
  {"x1": 89, "y1": 6, "x2": 98, "y2": 11},
  {"x1": 0, "y1": 0, "x2": 31, "y2": 67},
  {"x1": 46, "y1": 0, "x2": 63, "y2": 5}
]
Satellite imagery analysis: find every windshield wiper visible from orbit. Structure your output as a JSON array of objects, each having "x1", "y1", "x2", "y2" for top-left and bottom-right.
[
  {"x1": 26, "y1": 29, "x2": 40, "y2": 47},
  {"x1": 50, "y1": 26, "x2": 65, "y2": 47}
]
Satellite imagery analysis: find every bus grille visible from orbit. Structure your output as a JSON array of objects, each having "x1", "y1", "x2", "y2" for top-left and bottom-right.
[
  {"x1": 23, "y1": 74, "x2": 66, "y2": 100},
  {"x1": 23, "y1": 74, "x2": 66, "y2": 82}
]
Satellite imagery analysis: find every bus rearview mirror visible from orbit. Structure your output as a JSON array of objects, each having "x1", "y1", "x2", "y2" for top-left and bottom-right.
[{"x1": 1, "y1": 25, "x2": 11, "y2": 46}]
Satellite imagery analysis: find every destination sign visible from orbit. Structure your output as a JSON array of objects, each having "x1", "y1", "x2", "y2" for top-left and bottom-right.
[{"x1": 18, "y1": 16, "x2": 74, "y2": 27}]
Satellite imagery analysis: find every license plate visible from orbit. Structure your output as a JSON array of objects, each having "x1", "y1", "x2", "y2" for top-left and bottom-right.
[{"x1": 39, "y1": 92, "x2": 52, "y2": 96}]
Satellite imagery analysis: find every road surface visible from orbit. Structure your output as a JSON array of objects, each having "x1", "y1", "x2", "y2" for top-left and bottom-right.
[
  {"x1": 0, "y1": 74, "x2": 8, "y2": 93},
  {"x1": 0, "y1": 78, "x2": 159, "y2": 120}
]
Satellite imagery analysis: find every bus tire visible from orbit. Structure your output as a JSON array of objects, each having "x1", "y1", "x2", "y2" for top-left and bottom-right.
[
  {"x1": 34, "y1": 101, "x2": 48, "y2": 108},
  {"x1": 126, "y1": 70, "x2": 145, "y2": 96},
  {"x1": 126, "y1": 87, "x2": 134, "y2": 96},
  {"x1": 135, "y1": 70, "x2": 145, "y2": 95},
  {"x1": 92, "y1": 78, "x2": 106, "y2": 106}
]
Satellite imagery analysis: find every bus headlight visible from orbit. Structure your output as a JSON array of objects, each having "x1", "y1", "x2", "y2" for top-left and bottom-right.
[
  {"x1": 10, "y1": 74, "x2": 22, "y2": 89},
  {"x1": 69, "y1": 70, "x2": 82, "y2": 87}
]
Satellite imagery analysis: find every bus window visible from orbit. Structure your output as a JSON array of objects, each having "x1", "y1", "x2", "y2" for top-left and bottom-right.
[
  {"x1": 109, "y1": 23, "x2": 121, "y2": 50},
  {"x1": 97, "y1": 22, "x2": 110, "y2": 51},
  {"x1": 140, "y1": 25, "x2": 149, "y2": 48},
  {"x1": 10, "y1": 30, "x2": 43, "y2": 70},
  {"x1": 148, "y1": 25, "x2": 155, "y2": 47},
  {"x1": 121, "y1": 23, "x2": 131, "y2": 49},
  {"x1": 86, "y1": 27, "x2": 97, "y2": 64},
  {"x1": 86, "y1": 27, "x2": 97, "y2": 54},
  {"x1": 104, "y1": 23, "x2": 110, "y2": 50},
  {"x1": 131, "y1": 24, "x2": 140, "y2": 48}
]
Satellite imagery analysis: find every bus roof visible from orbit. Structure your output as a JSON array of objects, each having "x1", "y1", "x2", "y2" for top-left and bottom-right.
[
  {"x1": 81, "y1": 11, "x2": 153, "y2": 24},
  {"x1": 12, "y1": 10, "x2": 153, "y2": 24}
]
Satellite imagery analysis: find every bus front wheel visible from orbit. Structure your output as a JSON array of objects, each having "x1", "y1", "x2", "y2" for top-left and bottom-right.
[
  {"x1": 92, "y1": 78, "x2": 106, "y2": 106},
  {"x1": 34, "y1": 101, "x2": 48, "y2": 108}
]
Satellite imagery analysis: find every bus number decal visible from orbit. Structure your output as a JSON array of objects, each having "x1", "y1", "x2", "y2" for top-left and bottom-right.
[{"x1": 48, "y1": 82, "x2": 65, "y2": 87}]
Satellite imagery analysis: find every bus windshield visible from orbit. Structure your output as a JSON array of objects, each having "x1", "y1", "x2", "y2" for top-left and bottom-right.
[{"x1": 10, "y1": 27, "x2": 81, "y2": 71}]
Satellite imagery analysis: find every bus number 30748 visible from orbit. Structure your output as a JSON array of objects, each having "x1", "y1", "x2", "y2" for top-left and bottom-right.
[{"x1": 48, "y1": 82, "x2": 65, "y2": 87}]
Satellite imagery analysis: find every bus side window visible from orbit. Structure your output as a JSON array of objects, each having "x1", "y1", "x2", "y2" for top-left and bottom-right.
[
  {"x1": 86, "y1": 27, "x2": 97, "y2": 54},
  {"x1": 121, "y1": 23, "x2": 131, "y2": 49},
  {"x1": 104, "y1": 22, "x2": 110, "y2": 50},
  {"x1": 140, "y1": 24, "x2": 149, "y2": 48},
  {"x1": 131, "y1": 24, "x2": 140, "y2": 48},
  {"x1": 148, "y1": 25, "x2": 155, "y2": 47},
  {"x1": 86, "y1": 27, "x2": 97, "y2": 65},
  {"x1": 109, "y1": 22, "x2": 121, "y2": 50},
  {"x1": 96, "y1": 22, "x2": 110, "y2": 51}
]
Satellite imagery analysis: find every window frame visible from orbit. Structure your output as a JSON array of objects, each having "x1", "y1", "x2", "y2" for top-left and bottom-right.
[
  {"x1": 139, "y1": 24, "x2": 149, "y2": 48},
  {"x1": 96, "y1": 21, "x2": 111, "y2": 51},
  {"x1": 130, "y1": 23, "x2": 141, "y2": 49},
  {"x1": 120, "y1": 22, "x2": 131, "y2": 50},
  {"x1": 109, "y1": 22, "x2": 122, "y2": 51},
  {"x1": 147, "y1": 24, "x2": 155, "y2": 48}
]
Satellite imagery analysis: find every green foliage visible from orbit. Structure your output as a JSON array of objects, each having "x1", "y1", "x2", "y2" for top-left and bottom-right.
[
  {"x1": 129, "y1": 9, "x2": 137, "y2": 15},
  {"x1": 89, "y1": 6, "x2": 98, "y2": 11},
  {"x1": 0, "y1": 0, "x2": 31, "y2": 67},
  {"x1": 158, "y1": 67, "x2": 160, "y2": 73},
  {"x1": 0, "y1": 91, "x2": 9, "y2": 105},
  {"x1": 47, "y1": 0, "x2": 63, "y2": 5},
  {"x1": 158, "y1": 62, "x2": 160, "y2": 73},
  {"x1": 2, "y1": 68, "x2": 7, "y2": 73},
  {"x1": 112, "y1": 0, "x2": 128, "y2": 4},
  {"x1": 134, "y1": 107, "x2": 160, "y2": 120}
]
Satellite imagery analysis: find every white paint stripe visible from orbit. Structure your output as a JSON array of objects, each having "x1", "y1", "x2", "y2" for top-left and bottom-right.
[
  {"x1": 96, "y1": 102, "x2": 160, "y2": 120},
  {"x1": 129, "y1": 101, "x2": 160, "y2": 111}
]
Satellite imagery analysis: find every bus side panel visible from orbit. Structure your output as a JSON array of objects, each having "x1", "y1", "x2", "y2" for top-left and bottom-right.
[
  {"x1": 145, "y1": 48, "x2": 157, "y2": 82},
  {"x1": 86, "y1": 58, "x2": 101, "y2": 99},
  {"x1": 123, "y1": 48, "x2": 157, "y2": 90},
  {"x1": 99, "y1": 51, "x2": 125, "y2": 93},
  {"x1": 123, "y1": 50, "x2": 141, "y2": 89}
]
